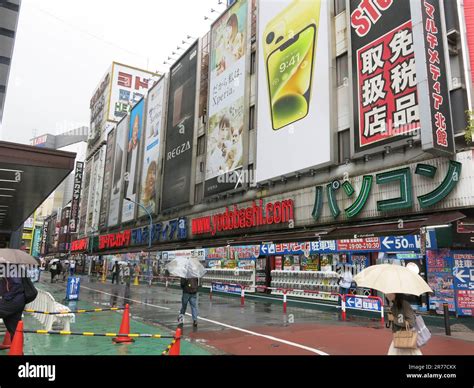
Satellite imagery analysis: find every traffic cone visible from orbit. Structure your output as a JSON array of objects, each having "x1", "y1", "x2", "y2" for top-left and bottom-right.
[
  {"x1": 8, "y1": 321, "x2": 24, "y2": 356},
  {"x1": 0, "y1": 331, "x2": 11, "y2": 350},
  {"x1": 169, "y1": 327, "x2": 181, "y2": 356},
  {"x1": 133, "y1": 276, "x2": 139, "y2": 286},
  {"x1": 112, "y1": 304, "x2": 134, "y2": 343}
]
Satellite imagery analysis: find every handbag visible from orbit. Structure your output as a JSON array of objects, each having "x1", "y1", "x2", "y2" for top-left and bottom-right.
[
  {"x1": 393, "y1": 322, "x2": 418, "y2": 349},
  {"x1": 415, "y1": 315, "x2": 431, "y2": 347},
  {"x1": 22, "y1": 277, "x2": 38, "y2": 304}
]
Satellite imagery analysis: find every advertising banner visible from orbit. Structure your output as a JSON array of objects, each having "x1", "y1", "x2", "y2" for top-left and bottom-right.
[
  {"x1": 108, "y1": 116, "x2": 128, "y2": 227},
  {"x1": 31, "y1": 226, "x2": 42, "y2": 258},
  {"x1": 122, "y1": 99, "x2": 145, "y2": 223},
  {"x1": 411, "y1": 0, "x2": 455, "y2": 156},
  {"x1": 78, "y1": 159, "x2": 92, "y2": 235},
  {"x1": 161, "y1": 43, "x2": 198, "y2": 210},
  {"x1": 109, "y1": 63, "x2": 157, "y2": 122},
  {"x1": 69, "y1": 161, "x2": 84, "y2": 233},
  {"x1": 350, "y1": 0, "x2": 420, "y2": 154},
  {"x1": 212, "y1": 282, "x2": 242, "y2": 295},
  {"x1": 205, "y1": 0, "x2": 249, "y2": 196},
  {"x1": 138, "y1": 77, "x2": 166, "y2": 217},
  {"x1": 86, "y1": 151, "x2": 100, "y2": 232},
  {"x1": 88, "y1": 69, "x2": 111, "y2": 154},
  {"x1": 162, "y1": 249, "x2": 205, "y2": 262},
  {"x1": 99, "y1": 129, "x2": 116, "y2": 229},
  {"x1": 427, "y1": 249, "x2": 456, "y2": 313},
  {"x1": 466, "y1": 0, "x2": 474, "y2": 91},
  {"x1": 206, "y1": 245, "x2": 260, "y2": 260},
  {"x1": 453, "y1": 251, "x2": 474, "y2": 316},
  {"x1": 256, "y1": 0, "x2": 332, "y2": 182}
]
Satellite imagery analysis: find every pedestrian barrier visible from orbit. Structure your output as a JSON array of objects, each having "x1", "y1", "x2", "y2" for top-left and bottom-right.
[
  {"x1": 341, "y1": 294, "x2": 384, "y2": 325},
  {"x1": 22, "y1": 330, "x2": 174, "y2": 338},
  {"x1": 24, "y1": 307, "x2": 124, "y2": 315},
  {"x1": 25, "y1": 289, "x2": 75, "y2": 332},
  {"x1": 161, "y1": 328, "x2": 182, "y2": 356}
]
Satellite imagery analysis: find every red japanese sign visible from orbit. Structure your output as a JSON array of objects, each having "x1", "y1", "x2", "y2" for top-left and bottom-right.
[
  {"x1": 356, "y1": 20, "x2": 420, "y2": 148},
  {"x1": 71, "y1": 238, "x2": 88, "y2": 252},
  {"x1": 99, "y1": 230, "x2": 131, "y2": 250},
  {"x1": 337, "y1": 238, "x2": 381, "y2": 251},
  {"x1": 466, "y1": 1, "x2": 474, "y2": 87}
]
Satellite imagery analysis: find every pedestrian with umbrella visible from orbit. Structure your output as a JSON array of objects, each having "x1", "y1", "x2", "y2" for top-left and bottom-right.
[
  {"x1": 0, "y1": 249, "x2": 38, "y2": 340},
  {"x1": 166, "y1": 255, "x2": 206, "y2": 328},
  {"x1": 354, "y1": 264, "x2": 433, "y2": 355}
]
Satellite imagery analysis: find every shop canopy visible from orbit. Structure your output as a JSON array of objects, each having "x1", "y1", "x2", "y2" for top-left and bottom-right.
[{"x1": 0, "y1": 141, "x2": 76, "y2": 234}]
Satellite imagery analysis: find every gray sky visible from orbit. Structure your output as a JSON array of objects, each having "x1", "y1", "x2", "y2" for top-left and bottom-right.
[{"x1": 1, "y1": 0, "x2": 226, "y2": 144}]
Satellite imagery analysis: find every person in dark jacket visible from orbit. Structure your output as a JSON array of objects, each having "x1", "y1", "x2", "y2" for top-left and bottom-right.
[
  {"x1": 0, "y1": 277, "x2": 26, "y2": 339},
  {"x1": 178, "y1": 278, "x2": 199, "y2": 327},
  {"x1": 111, "y1": 261, "x2": 120, "y2": 284}
]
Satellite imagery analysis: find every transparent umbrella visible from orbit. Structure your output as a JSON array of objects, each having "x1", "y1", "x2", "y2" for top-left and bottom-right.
[
  {"x1": 0, "y1": 249, "x2": 38, "y2": 265},
  {"x1": 165, "y1": 257, "x2": 206, "y2": 279}
]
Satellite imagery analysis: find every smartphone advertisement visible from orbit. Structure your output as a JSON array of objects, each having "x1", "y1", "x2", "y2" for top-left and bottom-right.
[
  {"x1": 138, "y1": 76, "x2": 166, "y2": 218},
  {"x1": 122, "y1": 98, "x2": 145, "y2": 223},
  {"x1": 256, "y1": 0, "x2": 332, "y2": 183},
  {"x1": 205, "y1": 0, "x2": 249, "y2": 196},
  {"x1": 108, "y1": 116, "x2": 128, "y2": 227},
  {"x1": 161, "y1": 43, "x2": 198, "y2": 210}
]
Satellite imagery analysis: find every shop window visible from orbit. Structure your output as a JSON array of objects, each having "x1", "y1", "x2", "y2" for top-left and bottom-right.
[
  {"x1": 249, "y1": 105, "x2": 256, "y2": 130},
  {"x1": 336, "y1": 53, "x2": 348, "y2": 87},
  {"x1": 338, "y1": 129, "x2": 351, "y2": 164},
  {"x1": 335, "y1": 0, "x2": 346, "y2": 15}
]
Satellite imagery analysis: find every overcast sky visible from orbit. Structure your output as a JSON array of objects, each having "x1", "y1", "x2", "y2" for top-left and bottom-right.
[{"x1": 1, "y1": 0, "x2": 227, "y2": 144}]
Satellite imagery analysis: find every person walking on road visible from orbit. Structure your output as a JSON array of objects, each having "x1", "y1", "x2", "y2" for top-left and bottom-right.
[
  {"x1": 69, "y1": 260, "x2": 76, "y2": 276},
  {"x1": 386, "y1": 293, "x2": 422, "y2": 355},
  {"x1": 49, "y1": 261, "x2": 58, "y2": 283},
  {"x1": 178, "y1": 277, "x2": 199, "y2": 328},
  {"x1": 0, "y1": 277, "x2": 26, "y2": 339},
  {"x1": 338, "y1": 267, "x2": 353, "y2": 305},
  {"x1": 61, "y1": 261, "x2": 69, "y2": 282},
  {"x1": 111, "y1": 261, "x2": 120, "y2": 284}
]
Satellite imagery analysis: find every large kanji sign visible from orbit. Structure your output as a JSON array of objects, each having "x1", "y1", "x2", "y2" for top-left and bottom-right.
[
  {"x1": 351, "y1": 0, "x2": 418, "y2": 154},
  {"x1": 69, "y1": 162, "x2": 84, "y2": 233}
]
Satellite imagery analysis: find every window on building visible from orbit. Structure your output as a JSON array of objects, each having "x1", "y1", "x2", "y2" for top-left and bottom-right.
[
  {"x1": 249, "y1": 105, "x2": 256, "y2": 130},
  {"x1": 338, "y1": 129, "x2": 351, "y2": 164},
  {"x1": 194, "y1": 183, "x2": 204, "y2": 204},
  {"x1": 335, "y1": 0, "x2": 346, "y2": 15},
  {"x1": 336, "y1": 53, "x2": 348, "y2": 87},
  {"x1": 197, "y1": 135, "x2": 206, "y2": 156},
  {"x1": 250, "y1": 51, "x2": 256, "y2": 74}
]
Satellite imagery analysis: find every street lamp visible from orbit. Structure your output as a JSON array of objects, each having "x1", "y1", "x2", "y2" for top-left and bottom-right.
[{"x1": 125, "y1": 197, "x2": 153, "y2": 285}]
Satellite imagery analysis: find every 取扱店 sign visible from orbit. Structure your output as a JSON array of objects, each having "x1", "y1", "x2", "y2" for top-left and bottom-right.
[
  {"x1": 411, "y1": 0, "x2": 455, "y2": 156},
  {"x1": 350, "y1": 0, "x2": 420, "y2": 154}
]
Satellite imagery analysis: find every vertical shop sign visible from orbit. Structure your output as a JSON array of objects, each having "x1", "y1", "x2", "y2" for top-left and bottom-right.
[{"x1": 69, "y1": 161, "x2": 84, "y2": 233}]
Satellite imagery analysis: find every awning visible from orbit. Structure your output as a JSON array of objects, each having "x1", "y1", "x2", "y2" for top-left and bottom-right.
[
  {"x1": 0, "y1": 141, "x2": 76, "y2": 233},
  {"x1": 327, "y1": 211, "x2": 466, "y2": 239}
]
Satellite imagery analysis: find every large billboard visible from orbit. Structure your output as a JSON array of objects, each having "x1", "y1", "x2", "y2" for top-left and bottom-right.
[
  {"x1": 69, "y1": 161, "x2": 84, "y2": 233},
  {"x1": 99, "y1": 129, "x2": 116, "y2": 229},
  {"x1": 109, "y1": 63, "x2": 158, "y2": 122},
  {"x1": 350, "y1": 0, "x2": 454, "y2": 156},
  {"x1": 138, "y1": 77, "x2": 166, "y2": 218},
  {"x1": 121, "y1": 98, "x2": 145, "y2": 223},
  {"x1": 78, "y1": 159, "x2": 92, "y2": 236},
  {"x1": 88, "y1": 68, "x2": 111, "y2": 154},
  {"x1": 205, "y1": 0, "x2": 249, "y2": 196},
  {"x1": 161, "y1": 43, "x2": 199, "y2": 210},
  {"x1": 256, "y1": 0, "x2": 332, "y2": 183},
  {"x1": 107, "y1": 116, "x2": 128, "y2": 227}
]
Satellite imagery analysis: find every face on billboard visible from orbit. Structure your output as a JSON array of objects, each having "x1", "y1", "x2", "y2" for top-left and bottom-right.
[
  {"x1": 122, "y1": 99, "x2": 144, "y2": 223},
  {"x1": 139, "y1": 77, "x2": 166, "y2": 217},
  {"x1": 108, "y1": 117, "x2": 128, "y2": 227},
  {"x1": 205, "y1": 0, "x2": 248, "y2": 196},
  {"x1": 256, "y1": 0, "x2": 331, "y2": 183},
  {"x1": 161, "y1": 43, "x2": 198, "y2": 210}
]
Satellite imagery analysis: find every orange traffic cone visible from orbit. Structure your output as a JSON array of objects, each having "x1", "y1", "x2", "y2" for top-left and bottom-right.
[
  {"x1": 112, "y1": 304, "x2": 134, "y2": 343},
  {"x1": 8, "y1": 321, "x2": 24, "y2": 356},
  {"x1": 169, "y1": 327, "x2": 181, "y2": 356},
  {"x1": 0, "y1": 331, "x2": 12, "y2": 350}
]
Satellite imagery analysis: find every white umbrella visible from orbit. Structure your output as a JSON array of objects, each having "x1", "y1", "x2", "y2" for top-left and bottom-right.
[
  {"x1": 353, "y1": 264, "x2": 433, "y2": 296},
  {"x1": 166, "y1": 257, "x2": 206, "y2": 279}
]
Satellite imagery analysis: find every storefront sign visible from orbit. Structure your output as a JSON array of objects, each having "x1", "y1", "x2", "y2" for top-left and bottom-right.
[
  {"x1": 212, "y1": 282, "x2": 242, "y2": 295},
  {"x1": 99, "y1": 230, "x2": 131, "y2": 250},
  {"x1": 453, "y1": 252, "x2": 474, "y2": 316},
  {"x1": 163, "y1": 249, "x2": 205, "y2": 262},
  {"x1": 192, "y1": 199, "x2": 294, "y2": 236},
  {"x1": 345, "y1": 295, "x2": 382, "y2": 313},
  {"x1": 66, "y1": 277, "x2": 80, "y2": 301},
  {"x1": 70, "y1": 162, "x2": 84, "y2": 233},
  {"x1": 206, "y1": 245, "x2": 260, "y2": 260},
  {"x1": 130, "y1": 218, "x2": 187, "y2": 246},
  {"x1": 338, "y1": 238, "x2": 380, "y2": 251},
  {"x1": 71, "y1": 238, "x2": 88, "y2": 253}
]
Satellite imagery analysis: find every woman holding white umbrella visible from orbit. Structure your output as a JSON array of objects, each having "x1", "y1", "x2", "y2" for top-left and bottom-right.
[{"x1": 354, "y1": 263, "x2": 433, "y2": 355}]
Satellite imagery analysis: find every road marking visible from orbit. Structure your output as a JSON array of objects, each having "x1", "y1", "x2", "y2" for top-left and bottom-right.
[
  {"x1": 82, "y1": 284, "x2": 329, "y2": 355},
  {"x1": 187, "y1": 313, "x2": 329, "y2": 355},
  {"x1": 81, "y1": 285, "x2": 171, "y2": 310}
]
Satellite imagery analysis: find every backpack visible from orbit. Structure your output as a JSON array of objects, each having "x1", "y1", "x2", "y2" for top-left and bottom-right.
[
  {"x1": 183, "y1": 278, "x2": 199, "y2": 294},
  {"x1": 22, "y1": 277, "x2": 38, "y2": 304}
]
